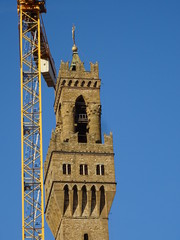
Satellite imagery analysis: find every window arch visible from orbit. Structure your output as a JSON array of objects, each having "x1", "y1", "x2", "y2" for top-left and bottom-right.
[
  {"x1": 82, "y1": 185, "x2": 87, "y2": 214},
  {"x1": 73, "y1": 185, "x2": 78, "y2": 215},
  {"x1": 75, "y1": 96, "x2": 88, "y2": 143},
  {"x1": 91, "y1": 186, "x2": 96, "y2": 214},
  {"x1": 100, "y1": 186, "x2": 105, "y2": 214},
  {"x1": 64, "y1": 185, "x2": 69, "y2": 214}
]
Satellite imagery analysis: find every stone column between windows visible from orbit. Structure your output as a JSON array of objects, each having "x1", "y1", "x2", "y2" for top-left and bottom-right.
[
  {"x1": 61, "y1": 103, "x2": 74, "y2": 141},
  {"x1": 77, "y1": 189, "x2": 82, "y2": 216},
  {"x1": 86, "y1": 189, "x2": 91, "y2": 217},
  {"x1": 101, "y1": 190, "x2": 107, "y2": 218},
  {"x1": 69, "y1": 189, "x2": 73, "y2": 217},
  {"x1": 96, "y1": 190, "x2": 100, "y2": 217},
  {"x1": 87, "y1": 104, "x2": 101, "y2": 143}
]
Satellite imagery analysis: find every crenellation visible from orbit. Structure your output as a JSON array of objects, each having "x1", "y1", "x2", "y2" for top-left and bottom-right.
[
  {"x1": 90, "y1": 62, "x2": 99, "y2": 76},
  {"x1": 60, "y1": 61, "x2": 69, "y2": 72}
]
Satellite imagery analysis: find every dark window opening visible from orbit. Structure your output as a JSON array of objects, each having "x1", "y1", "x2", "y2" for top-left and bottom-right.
[
  {"x1": 72, "y1": 65, "x2": 76, "y2": 71},
  {"x1": 96, "y1": 165, "x2": 100, "y2": 175},
  {"x1": 101, "y1": 165, "x2": 104, "y2": 175},
  {"x1": 81, "y1": 81, "x2": 85, "y2": 87},
  {"x1": 74, "y1": 80, "x2": 79, "y2": 86},
  {"x1": 62, "y1": 80, "x2": 66, "y2": 86},
  {"x1": 63, "y1": 164, "x2": 66, "y2": 174},
  {"x1": 94, "y1": 81, "x2": 97, "y2": 87},
  {"x1": 84, "y1": 233, "x2": 88, "y2": 240},
  {"x1": 80, "y1": 164, "x2": 88, "y2": 175},
  {"x1": 100, "y1": 186, "x2": 105, "y2": 214},
  {"x1": 59, "y1": 103, "x2": 61, "y2": 112},
  {"x1": 75, "y1": 96, "x2": 88, "y2": 143},
  {"x1": 80, "y1": 164, "x2": 83, "y2": 175},
  {"x1": 73, "y1": 185, "x2": 78, "y2": 215},
  {"x1": 63, "y1": 164, "x2": 71, "y2": 175},
  {"x1": 96, "y1": 164, "x2": 104, "y2": 175},
  {"x1": 91, "y1": 186, "x2": 96, "y2": 214},
  {"x1": 68, "y1": 80, "x2": 72, "y2": 86},
  {"x1": 82, "y1": 186, "x2": 87, "y2": 214},
  {"x1": 85, "y1": 164, "x2": 88, "y2": 175},
  {"x1": 64, "y1": 185, "x2": 69, "y2": 214},
  {"x1": 87, "y1": 81, "x2": 91, "y2": 87},
  {"x1": 68, "y1": 164, "x2": 71, "y2": 174}
]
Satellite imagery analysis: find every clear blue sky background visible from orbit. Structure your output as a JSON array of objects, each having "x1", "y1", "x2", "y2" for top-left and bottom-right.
[{"x1": 0, "y1": 0, "x2": 180, "y2": 239}]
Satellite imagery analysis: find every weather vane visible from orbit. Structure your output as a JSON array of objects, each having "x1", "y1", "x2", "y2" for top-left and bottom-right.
[{"x1": 72, "y1": 25, "x2": 76, "y2": 45}]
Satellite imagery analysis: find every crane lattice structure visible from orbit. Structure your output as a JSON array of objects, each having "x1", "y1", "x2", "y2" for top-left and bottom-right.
[{"x1": 17, "y1": 1, "x2": 56, "y2": 239}]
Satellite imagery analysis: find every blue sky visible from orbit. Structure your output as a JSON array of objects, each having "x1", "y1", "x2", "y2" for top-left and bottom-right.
[{"x1": 0, "y1": 0, "x2": 180, "y2": 239}]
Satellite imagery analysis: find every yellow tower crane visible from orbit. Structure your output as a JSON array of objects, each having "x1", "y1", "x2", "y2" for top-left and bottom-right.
[{"x1": 17, "y1": 1, "x2": 56, "y2": 239}]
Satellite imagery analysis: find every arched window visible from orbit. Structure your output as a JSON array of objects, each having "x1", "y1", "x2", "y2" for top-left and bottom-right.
[
  {"x1": 68, "y1": 80, "x2": 72, "y2": 86},
  {"x1": 94, "y1": 81, "x2": 97, "y2": 87},
  {"x1": 74, "y1": 80, "x2": 79, "y2": 86},
  {"x1": 82, "y1": 185, "x2": 87, "y2": 214},
  {"x1": 91, "y1": 186, "x2": 96, "y2": 214},
  {"x1": 64, "y1": 185, "x2": 69, "y2": 214},
  {"x1": 84, "y1": 233, "x2": 88, "y2": 240},
  {"x1": 87, "y1": 81, "x2": 91, "y2": 87},
  {"x1": 81, "y1": 81, "x2": 85, "y2": 87},
  {"x1": 73, "y1": 185, "x2": 78, "y2": 215},
  {"x1": 100, "y1": 186, "x2": 105, "y2": 214},
  {"x1": 58, "y1": 103, "x2": 61, "y2": 112},
  {"x1": 72, "y1": 64, "x2": 76, "y2": 71},
  {"x1": 75, "y1": 96, "x2": 88, "y2": 143},
  {"x1": 61, "y1": 80, "x2": 66, "y2": 86}
]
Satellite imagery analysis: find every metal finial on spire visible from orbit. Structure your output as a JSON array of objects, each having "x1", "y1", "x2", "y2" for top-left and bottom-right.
[
  {"x1": 72, "y1": 24, "x2": 78, "y2": 53},
  {"x1": 72, "y1": 25, "x2": 76, "y2": 45}
]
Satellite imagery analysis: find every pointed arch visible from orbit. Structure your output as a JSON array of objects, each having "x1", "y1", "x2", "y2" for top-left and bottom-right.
[
  {"x1": 100, "y1": 186, "x2": 105, "y2": 214},
  {"x1": 91, "y1": 185, "x2": 96, "y2": 214},
  {"x1": 82, "y1": 185, "x2": 87, "y2": 214},
  {"x1": 75, "y1": 95, "x2": 88, "y2": 143},
  {"x1": 73, "y1": 185, "x2": 78, "y2": 215},
  {"x1": 63, "y1": 185, "x2": 69, "y2": 214}
]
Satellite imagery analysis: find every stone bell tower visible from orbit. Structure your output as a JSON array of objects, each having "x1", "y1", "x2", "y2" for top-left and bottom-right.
[{"x1": 44, "y1": 29, "x2": 116, "y2": 240}]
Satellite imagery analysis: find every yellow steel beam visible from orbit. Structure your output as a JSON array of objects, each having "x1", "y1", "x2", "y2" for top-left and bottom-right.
[
  {"x1": 38, "y1": 13, "x2": 45, "y2": 240},
  {"x1": 19, "y1": 3, "x2": 45, "y2": 239},
  {"x1": 20, "y1": 7, "x2": 25, "y2": 240}
]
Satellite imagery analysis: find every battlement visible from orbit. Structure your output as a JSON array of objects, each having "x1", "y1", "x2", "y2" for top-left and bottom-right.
[{"x1": 58, "y1": 60, "x2": 99, "y2": 79}]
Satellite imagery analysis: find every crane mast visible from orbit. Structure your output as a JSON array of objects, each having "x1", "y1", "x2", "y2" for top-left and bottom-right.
[{"x1": 17, "y1": 1, "x2": 56, "y2": 239}]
